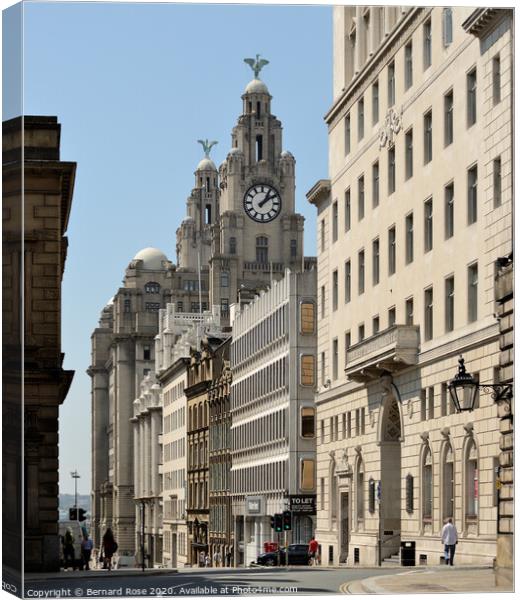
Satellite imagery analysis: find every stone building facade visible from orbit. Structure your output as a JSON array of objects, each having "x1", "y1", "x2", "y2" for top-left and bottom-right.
[
  {"x1": 308, "y1": 6, "x2": 513, "y2": 567},
  {"x1": 208, "y1": 339, "x2": 233, "y2": 566},
  {"x1": 230, "y1": 268, "x2": 317, "y2": 566},
  {"x1": 3, "y1": 116, "x2": 76, "y2": 572}
]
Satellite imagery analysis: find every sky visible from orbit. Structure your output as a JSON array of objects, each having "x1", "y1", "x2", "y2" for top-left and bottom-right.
[{"x1": 3, "y1": 0, "x2": 332, "y2": 495}]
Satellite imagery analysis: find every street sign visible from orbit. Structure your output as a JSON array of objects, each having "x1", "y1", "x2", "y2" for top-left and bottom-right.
[
  {"x1": 287, "y1": 495, "x2": 316, "y2": 515},
  {"x1": 376, "y1": 481, "x2": 382, "y2": 502}
]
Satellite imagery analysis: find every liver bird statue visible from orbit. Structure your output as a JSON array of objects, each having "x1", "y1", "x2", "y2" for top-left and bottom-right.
[
  {"x1": 244, "y1": 54, "x2": 269, "y2": 79},
  {"x1": 197, "y1": 139, "x2": 218, "y2": 158}
]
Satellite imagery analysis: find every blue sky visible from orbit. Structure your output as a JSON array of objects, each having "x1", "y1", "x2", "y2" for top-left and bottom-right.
[{"x1": 5, "y1": 0, "x2": 332, "y2": 494}]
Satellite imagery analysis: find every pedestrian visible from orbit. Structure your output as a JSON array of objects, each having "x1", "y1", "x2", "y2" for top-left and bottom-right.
[
  {"x1": 102, "y1": 528, "x2": 118, "y2": 571},
  {"x1": 441, "y1": 518, "x2": 458, "y2": 566},
  {"x1": 213, "y1": 550, "x2": 221, "y2": 567},
  {"x1": 63, "y1": 528, "x2": 75, "y2": 570},
  {"x1": 205, "y1": 554, "x2": 210, "y2": 568},
  {"x1": 81, "y1": 534, "x2": 94, "y2": 570},
  {"x1": 226, "y1": 551, "x2": 232, "y2": 567},
  {"x1": 199, "y1": 551, "x2": 205, "y2": 568},
  {"x1": 308, "y1": 536, "x2": 319, "y2": 566}
]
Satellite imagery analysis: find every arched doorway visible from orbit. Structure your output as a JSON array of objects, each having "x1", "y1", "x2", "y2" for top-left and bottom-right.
[{"x1": 378, "y1": 383, "x2": 403, "y2": 557}]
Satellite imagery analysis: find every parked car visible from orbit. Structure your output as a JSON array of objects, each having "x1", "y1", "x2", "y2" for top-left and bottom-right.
[{"x1": 256, "y1": 544, "x2": 311, "y2": 566}]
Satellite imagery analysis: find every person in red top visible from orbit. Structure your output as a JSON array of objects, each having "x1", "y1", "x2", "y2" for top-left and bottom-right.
[{"x1": 308, "y1": 536, "x2": 319, "y2": 566}]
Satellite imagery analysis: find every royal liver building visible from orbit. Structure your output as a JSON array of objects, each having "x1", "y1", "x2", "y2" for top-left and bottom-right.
[{"x1": 89, "y1": 57, "x2": 318, "y2": 566}]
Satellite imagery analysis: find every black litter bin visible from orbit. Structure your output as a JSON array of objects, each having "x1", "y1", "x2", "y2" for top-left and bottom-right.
[{"x1": 400, "y1": 541, "x2": 416, "y2": 566}]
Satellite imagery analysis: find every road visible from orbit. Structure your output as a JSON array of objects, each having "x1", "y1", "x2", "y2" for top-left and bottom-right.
[{"x1": 23, "y1": 566, "x2": 405, "y2": 597}]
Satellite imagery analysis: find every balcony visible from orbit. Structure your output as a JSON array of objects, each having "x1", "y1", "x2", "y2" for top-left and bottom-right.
[
  {"x1": 243, "y1": 261, "x2": 284, "y2": 273},
  {"x1": 345, "y1": 325, "x2": 420, "y2": 383}
]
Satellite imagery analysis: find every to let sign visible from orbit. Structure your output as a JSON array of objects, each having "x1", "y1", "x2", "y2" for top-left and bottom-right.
[{"x1": 288, "y1": 495, "x2": 316, "y2": 515}]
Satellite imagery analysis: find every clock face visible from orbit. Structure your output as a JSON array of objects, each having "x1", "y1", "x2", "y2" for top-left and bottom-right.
[{"x1": 243, "y1": 184, "x2": 282, "y2": 223}]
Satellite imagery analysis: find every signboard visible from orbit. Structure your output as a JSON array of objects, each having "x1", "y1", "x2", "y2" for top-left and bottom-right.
[
  {"x1": 376, "y1": 480, "x2": 382, "y2": 502},
  {"x1": 246, "y1": 496, "x2": 263, "y2": 515},
  {"x1": 288, "y1": 495, "x2": 316, "y2": 515}
]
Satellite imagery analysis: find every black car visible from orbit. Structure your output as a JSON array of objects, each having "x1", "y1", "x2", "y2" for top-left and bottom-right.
[{"x1": 256, "y1": 544, "x2": 311, "y2": 566}]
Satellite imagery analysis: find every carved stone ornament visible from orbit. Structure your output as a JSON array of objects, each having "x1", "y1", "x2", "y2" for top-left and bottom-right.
[
  {"x1": 369, "y1": 410, "x2": 375, "y2": 428},
  {"x1": 407, "y1": 399, "x2": 413, "y2": 419},
  {"x1": 336, "y1": 449, "x2": 353, "y2": 477},
  {"x1": 379, "y1": 107, "x2": 403, "y2": 149}
]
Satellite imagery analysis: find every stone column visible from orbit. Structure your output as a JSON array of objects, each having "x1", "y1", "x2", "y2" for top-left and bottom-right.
[{"x1": 354, "y1": 6, "x2": 363, "y2": 75}]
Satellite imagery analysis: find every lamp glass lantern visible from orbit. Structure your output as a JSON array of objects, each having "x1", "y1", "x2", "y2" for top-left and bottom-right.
[{"x1": 448, "y1": 357, "x2": 479, "y2": 412}]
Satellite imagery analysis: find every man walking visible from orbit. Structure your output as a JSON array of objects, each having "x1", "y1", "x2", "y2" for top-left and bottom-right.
[
  {"x1": 441, "y1": 518, "x2": 458, "y2": 565},
  {"x1": 308, "y1": 536, "x2": 319, "y2": 566}
]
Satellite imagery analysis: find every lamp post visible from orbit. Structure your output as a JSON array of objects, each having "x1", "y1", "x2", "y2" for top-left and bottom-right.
[
  {"x1": 71, "y1": 470, "x2": 80, "y2": 509},
  {"x1": 448, "y1": 356, "x2": 512, "y2": 413}
]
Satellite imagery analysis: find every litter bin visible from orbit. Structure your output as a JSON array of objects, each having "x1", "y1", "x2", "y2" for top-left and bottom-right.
[{"x1": 400, "y1": 541, "x2": 416, "y2": 566}]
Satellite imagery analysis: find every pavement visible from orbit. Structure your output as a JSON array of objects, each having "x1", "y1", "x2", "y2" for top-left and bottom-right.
[{"x1": 341, "y1": 565, "x2": 515, "y2": 594}]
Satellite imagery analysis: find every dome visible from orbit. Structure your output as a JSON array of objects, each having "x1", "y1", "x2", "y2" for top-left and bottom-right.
[
  {"x1": 244, "y1": 78, "x2": 269, "y2": 94},
  {"x1": 280, "y1": 150, "x2": 294, "y2": 159},
  {"x1": 196, "y1": 157, "x2": 217, "y2": 172},
  {"x1": 133, "y1": 247, "x2": 168, "y2": 270}
]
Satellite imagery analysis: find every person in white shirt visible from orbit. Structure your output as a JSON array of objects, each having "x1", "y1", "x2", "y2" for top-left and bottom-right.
[{"x1": 441, "y1": 518, "x2": 458, "y2": 565}]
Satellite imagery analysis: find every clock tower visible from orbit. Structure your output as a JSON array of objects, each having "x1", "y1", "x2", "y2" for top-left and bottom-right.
[{"x1": 210, "y1": 57, "x2": 305, "y2": 320}]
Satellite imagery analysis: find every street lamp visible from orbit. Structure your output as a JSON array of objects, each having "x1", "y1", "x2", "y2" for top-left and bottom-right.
[
  {"x1": 71, "y1": 470, "x2": 80, "y2": 508},
  {"x1": 448, "y1": 356, "x2": 512, "y2": 413}
]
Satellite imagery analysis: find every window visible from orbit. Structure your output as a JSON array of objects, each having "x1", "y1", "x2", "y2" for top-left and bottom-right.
[
  {"x1": 256, "y1": 236, "x2": 269, "y2": 263},
  {"x1": 467, "y1": 68, "x2": 477, "y2": 127},
  {"x1": 388, "y1": 306, "x2": 396, "y2": 328},
  {"x1": 468, "y1": 263, "x2": 478, "y2": 323},
  {"x1": 358, "y1": 175, "x2": 365, "y2": 220},
  {"x1": 301, "y1": 408, "x2": 315, "y2": 438},
  {"x1": 372, "y1": 238, "x2": 380, "y2": 285},
  {"x1": 444, "y1": 90, "x2": 454, "y2": 146},
  {"x1": 221, "y1": 271, "x2": 229, "y2": 287},
  {"x1": 320, "y1": 286, "x2": 325, "y2": 319},
  {"x1": 332, "y1": 338, "x2": 338, "y2": 380},
  {"x1": 143, "y1": 345, "x2": 151, "y2": 361},
  {"x1": 220, "y1": 298, "x2": 229, "y2": 316},
  {"x1": 441, "y1": 382, "x2": 448, "y2": 416},
  {"x1": 493, "y1": 157, "x2": 502, "y2": 207},
  {"x1": 388, "y1": 61, "x2": 395, "y2": 107},
  {"x1": 229, "y1": 236, "x2": 236, "y2": 255},
  {"x1": 345, "y1": 331, "x2": 351, "y2": 351},
  {"x1": 422, "y1": 447, "x2": 433, "y2": 520},
  {"x1": 300, "y1": 302, "x2": 315, "y2": 334},
  {"x1": 443, "y1": 8, "x2": 453, "y2": 47},
  {"x1": 423, "y1": 19, "x2": 432, "y2": 69},
  {"x1": 332, "y1": 270, "x2": 338, "y2": 311},
  {"x1": 424, "y1": 286, "x2": 433, "y2": 341},
  {"x1": 467, "y1": 165, "x2": 478, "y2": 224},
  {"x1": 301, "y1": 459, "x2": 315, "y2": 491},
  {"x1": 124, "y1": 298, "x2": 131, "y2": 313},
  {"x1": 372, "y1": 161, "x2": 379, "y2": 207},
  {"x1": 145, "y1": 302, "x2": 161, "y2": 312},
  {"x1": 372, "y1": 316, "x2": 380, "y2": 335},
  {"x1": 443, "y1": 445, "x2": 454, "y2": 519},
  {"x1": 321, "y1": 220, "x2": 325, "y2": 251},
  {"x1": 423, "y1": 110, "x2": 432, "y2": 164},
  {"x1": 176, "y1": 300, "x2": 184, "y2": 313},
  {"x1": 372, "y1": 81, "x2": 379, "y2": 124},
  {"x1": 404, "y1": 41, "x2": 413, "y2": 90},
  {"x1": 369, "y1": 478, "x2": 376, "y2": 513},
  {"x1": 405, "y1": 212, "x2": 414, "y2": 264},
  {"x1": 300, "y1": 355, "x2": 315, "y2": 387},
  {"x1": 145, "y1": 281, "x2": 160, "y2": 294},
  {"x1": 428, "y1": 386, "x2": 434, "y2": 419},
  {"x1": 345, "y1": 188, "x2": 351, "y2": 232},
  {"x1": 405, "y1": 129, "x2": 413, "y2": 179},
  {"x1": 345, "y1": 260, "x2": 351, "y2": 303},
  {"x1": 358, "y1": 249, "x2": 365, "y2": 295},
  {"x1": 358, "y1": 97, "x2": 365, "y2": 141},
  {"x1": 406, "y1": 474, "x2": 414, "y2": 513},
  {"x1": 492, "y1": 55, "x2": 501, "y2": 105},
  {"x1": 445, "y1": 182, "x2": 454, "y2": 239},
  {"x1": 405, "y1": 297, "x2": 414, "y2": 325},
  {"x1": 465, "y1": 443, "x2": 478, "y2": 518},
  {"x1": 332, "y1": 201, "x2": 338, "y2": 242},
  {"x1": 290, "y1": 239, "x2": 297, "y2": 258},
  {"x1": 345, "y1": 113, "x2": 351, "y2": 155},
  {"x1": 421, "y1": 390, "x2": 427, "y2": 421},
  {"x1": 388, "y1": 145, "x2": 396, "y2": 194},
  {"x1": 358, "y1": 323, "x2": 365, "y2": 342},
  {"x1": 445, "y1": 276, "x2": 455, "y2": 332},
  {"x1": 424, "y1": 198, "x2": 433, "y2": 252},
  {"x1": 321, "y1": 352, "x2": 325, "y2": 385},
  {"x1": 388, "y1": 225, "x2": 396, "y2": 275}
]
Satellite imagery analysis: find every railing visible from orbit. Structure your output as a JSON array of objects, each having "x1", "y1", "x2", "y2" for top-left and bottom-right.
[{"x1": 243, "y1": 261, "x2": 284, "y2": 272}]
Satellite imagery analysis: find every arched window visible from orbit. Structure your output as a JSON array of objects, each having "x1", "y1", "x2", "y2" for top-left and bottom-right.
[
  {"x1": 256, "y1": 236, "x2": 269, "y2": 264},
  {"x1": 442, "y1": 443, "x2": 454, "y2": 520},
  {"x1": 465, "y1": 441, "x2": 478, "y2": 520},
  {"x1": 144, "y1": 281, "x2": 160, "y2": 294},
  {"x1": 356, "y1": 456, "x2": 365, "y2": 528},
  {"x1": 422, "y1": 446, "x2": 433, "y2": 523}
]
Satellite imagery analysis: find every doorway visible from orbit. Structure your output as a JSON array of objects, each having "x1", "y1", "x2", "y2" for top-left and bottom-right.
[{"x1": 339, "y1": 492, "x2": 349, "y2": 562}]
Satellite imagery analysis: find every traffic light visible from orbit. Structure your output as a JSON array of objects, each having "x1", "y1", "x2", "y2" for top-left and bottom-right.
[
  {"x1": 69, "y1": 508, "x2": 77, "y2": 520},
  {"x1": 78, "y1": 508, "x2": 87, "y2": 522},
  {"x1": 274, "y1": 513, "x2": 283, "y2": 532},
  {"x1": 282, "y1": 510, "x2": 292, "y2": 531}
]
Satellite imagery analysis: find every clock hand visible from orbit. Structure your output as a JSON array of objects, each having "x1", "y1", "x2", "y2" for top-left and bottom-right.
[{"x1": 258, "y1": 191, "x2": 273, "y2": 208}]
